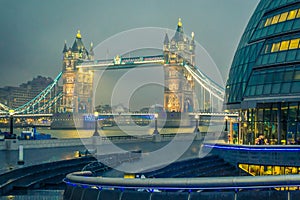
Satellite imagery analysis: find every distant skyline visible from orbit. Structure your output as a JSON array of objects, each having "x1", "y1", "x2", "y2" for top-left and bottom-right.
[{"x1": 0, "y1": 0, "x2": 259, "y2": 87}]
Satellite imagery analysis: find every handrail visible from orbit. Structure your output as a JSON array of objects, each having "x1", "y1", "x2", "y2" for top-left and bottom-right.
[{"x1": 64, "y1": 172, "x2": 300, "y2": 190}]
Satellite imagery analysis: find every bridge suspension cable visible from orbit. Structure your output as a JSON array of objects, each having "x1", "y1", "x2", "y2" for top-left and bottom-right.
[
  {"x1": 0, "y1": 72, "x2": 62, "y2": 115},
  {"x1": 183, "y1": 63, "x2": 225, "y2": 102},
  {"x1": 14, "y1": 72, "x2": 62, "y2": 114}
]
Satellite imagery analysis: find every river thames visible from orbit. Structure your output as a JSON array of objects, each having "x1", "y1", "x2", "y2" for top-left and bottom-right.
[{"x1": 0, "y1": 125, "x2": 222, "y2": 139}]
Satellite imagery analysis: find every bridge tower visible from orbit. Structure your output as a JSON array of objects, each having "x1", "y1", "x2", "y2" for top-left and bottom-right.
[
  {"x1": 60, "y1": 31, "x2": 94, "y2": 113},
  {"x1": 163, "y1": 19, "x2": 196, "y2": 112}
]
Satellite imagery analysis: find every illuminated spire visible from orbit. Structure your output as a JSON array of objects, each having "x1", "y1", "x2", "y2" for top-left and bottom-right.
[
  {"x1": 178, "y1": 18, "x2": 182, "y2": 27},
  {"x1": 76, "y1": 30, "x2": 82, "y2": 39},
  {"x1": 89, "y1": 42, "x2": 94, "y2": 58},
  {"x1": 164, "y1": 33, "x2": 169, "y2": 44},
  {"x1": 62, "y1": 40, "x2": 68, "y2": 53}
]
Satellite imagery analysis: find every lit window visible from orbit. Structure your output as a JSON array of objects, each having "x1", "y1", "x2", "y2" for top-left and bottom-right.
[
  {"x1": 287, "y1": 9, "x2": 298, "y2": 20},
  {"x1": 271, "y1": 14, "x2": 280, "y2": 24},
  {"x1": 264, "y1": 18, "x2": 272, "y2": 26},
  {"x1": 278, "y1": 12, "x2": 288, "y2": 22},
  {"x1": 297, "y1": 9, "x2": 300, "y2": 18},
  {"x1": 271, "y1": 42, "x2": 281, "y2": 52},
  {"x1": 289, "y1": 39, "x2": 300, "y2": 49},
  {"x1": 294, "y1": 71, "x2": 300, "y2": 80},
  {"x1": 280, "y1": 40, "x2": 290, "y2": 51}
]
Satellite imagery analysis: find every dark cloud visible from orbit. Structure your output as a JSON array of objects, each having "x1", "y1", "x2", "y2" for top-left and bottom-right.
[{"x1": 0, "y1": 0, "x2": 259, "y2": 87}]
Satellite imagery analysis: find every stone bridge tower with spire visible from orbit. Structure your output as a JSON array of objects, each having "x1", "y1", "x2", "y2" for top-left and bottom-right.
[
  {"x1": 60, "y1": 31, "x2": 94, "y2": 114},
  {"x1": 163, "y1": 18, "x2": 196, "y2": 112}
]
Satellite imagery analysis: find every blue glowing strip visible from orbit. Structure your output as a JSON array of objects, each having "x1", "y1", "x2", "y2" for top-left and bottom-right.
[
  {"x1": 204, "y1": 144, "x2": 300, "y2": 152},
  {"x1": 64, "y1": 179, "x2": 300, "y2": 191}
]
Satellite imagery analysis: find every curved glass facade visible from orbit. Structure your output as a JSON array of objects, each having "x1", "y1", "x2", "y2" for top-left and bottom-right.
[{"x1": 226, "y1": 0, "x2": 300, "y2": 144}]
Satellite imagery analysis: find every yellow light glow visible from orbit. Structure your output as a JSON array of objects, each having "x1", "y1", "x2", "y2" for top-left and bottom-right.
[
  {"x1": 76, "y1": 30, "x2": 82, "y2": 39},
  {"x1": 287, "y1": 9, "x2": 297, "y2": 20},
  {"x1": 289, "y1": 39, "x2": 300, "y2": 49},
  {"x1": 178, "y1": 18, "x2": 182, "y2": 27},
  {"x1": 264, "y1": 18, "x2": 272, "y2": 27},
  {"x1": 271, "y1": 42, "x2": 280, "y2": 52},
  {"x1": 279, "y1": 40, "x2": 289, "y2": 51},
  {"x1": 271, "y1": 14, "x2": 280, "y2": 24},
  {"x1": 278, "y1": 12, "x2": 288, "y2": 22}
]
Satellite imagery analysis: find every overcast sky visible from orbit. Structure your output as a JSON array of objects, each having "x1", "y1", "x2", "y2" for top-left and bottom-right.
[{"x1": 0, "y1": 0, "x2": 259, "y2": 87}]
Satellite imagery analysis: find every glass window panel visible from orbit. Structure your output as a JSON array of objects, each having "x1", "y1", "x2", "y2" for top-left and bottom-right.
[
  {"x1": 279, "y1": 12, "x2": 288, "y2": 22},
  {"x1": 291, "y1": 81, "x2": 300, "y2": 93},
  {"x1": 265, "y1": 72, "x2": 273, "y2": 83},
  {"x1": 268, "y1": 25, "x2": 276, "y2": 35},
  {"x1": 293, "y1": 19, "x2": 300, "y2": 30},
  {"x1": 296, "y1": 49, "x2": 300, "y2": 60},
  {"x1": 297, "y1": 9, "x2": 300, "y2": 18},
  {"x1": 274, "y1": 23, "x2": 284, "y2": 34},
  {"x1": 269, "y1": 53, "x2": 277, "y2": 63},
  {"x1": 280, "y1": 83, "x2": 291, "y2": 93},
  {"x1": 276, "y1": 52, "x2": 287, "y2": 63},
  {"x1": 265, "y1": 18, "x2": 272, "y2": 27},
  {"x1": 274, "y1": 70, "x2": 285, "y2": 82},
  {"x1": 262, "y1": 55, "x2": 269, "y2": 64},
  {"x1": 284, "y1": 70, "x2": 293, "y2": 81},
  {"x1": 289, "y1": 103, "x2": 298, "y2": 121},
  {"x1": 263, "y1": 84, "x2": 272, "y2": 94},
  {"x1": 256, "y1": 56, "x2": 263, "y2": 65},
  {"x1": 271, "y1": 42, "x2": 281, "y2": 52},
  {"x1": 245, "y1": 87, "x2": 250, "y2": 96},
  {"x1": 294, "y1": 70, "x2": 300, "y2": 80},
  {"x1": 271, "y1": 14, "x2": 280, "y2": 24},
  {"x1": 283, "y1": 21, "x2": 294, "y2": 31},
  {"x1": 257, "y1": 73, "x2": 266, "y2": 84},
  {"x1": 261, "y1": 28, "x2": 268, "y2": 37},
  {"x1": 250, "y1": 75, "x2": 258, "y2": 86},
  {"x1": 280, "y1": 40, "x2": 290, "y2": 51},
  {"x1": 250, "y1": 86, "x2": 256, "y2": 96},
  {"x1": 289, "y1": 38, "x2": 300, "y2": 49},
  {"x1": 265, "y1": 44, "x2": 270, "y2": 53},
  {"x1": 256, "y1": 85, "x2": 264, "y2": 95},
  {"x1": 287, "y1": 9, "x2": 298, "y2": 20},
  {"x1": 271, "y1": 83, "x2": 281, "y2": 94},
  {"x1": 286, "y1": 50, "x2": 297, "y2": 61}
]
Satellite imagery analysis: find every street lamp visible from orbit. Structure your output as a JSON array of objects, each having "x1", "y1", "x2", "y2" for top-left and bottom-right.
[
  {"x1": 194, "y1": 114, "x2": 200, "y2": 133},
  {"x1": 9, "y1": 110, "x2": 14, "y2": 136},
  {"x1": 93, "y1": 111, "x2": 99, "y2": 136},
  {"x1": 153, "y1": 113, "x2": 159, "y2": 135},
  {"x1": 224, "y1": 115, "x2": 229, "y2": 132}
]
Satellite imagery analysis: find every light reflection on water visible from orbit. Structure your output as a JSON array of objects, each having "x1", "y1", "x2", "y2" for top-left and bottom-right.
[{"x1": 0, "y1": 127, "x2": 200, "y2": 139}]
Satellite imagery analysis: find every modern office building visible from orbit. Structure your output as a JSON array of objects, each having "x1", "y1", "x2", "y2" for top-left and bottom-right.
[
  {"x1": 0, "y1": 76, "x2": 60, "y2": 110},
  {"x1": 225, "y1": 0, "x2": 300, "y2": 145}
]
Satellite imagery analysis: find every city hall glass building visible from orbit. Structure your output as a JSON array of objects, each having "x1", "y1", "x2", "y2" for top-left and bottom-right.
[{"x1": 225, "y1": 0, "x2": 300, "y2": 145}]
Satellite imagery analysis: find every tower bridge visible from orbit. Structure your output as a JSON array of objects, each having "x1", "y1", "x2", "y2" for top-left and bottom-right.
[{"x1": 0, "y1": 19, "x2": 227, "y2": 128}]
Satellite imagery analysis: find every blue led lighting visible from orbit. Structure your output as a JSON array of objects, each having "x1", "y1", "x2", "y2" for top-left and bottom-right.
[
  {"x1": 204, "y1": 144, "x2": 300, "y2": 152},
  {"x1": 64, "y1": 181, "x2": 300, "y2": 191},
  {"x1": 63, "y1": 174, "x2": 300, "y2": 192}
]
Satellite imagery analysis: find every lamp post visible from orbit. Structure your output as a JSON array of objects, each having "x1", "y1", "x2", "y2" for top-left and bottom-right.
[
  {"x1": 9, "y1": 110, "x2": 14, "y2": 136},
  {"x1": 224, "y1": 115, "x2": 229, "y2": 132},
  {"x1": 194, "y1": 114, "x2": 199, "y2": 133},
  {"x1": 153, "y1": 113, "x2": 159, "y2": 135},
  {"x1": 93, "y1": 111, "x2": 99, "y2": 136}
]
